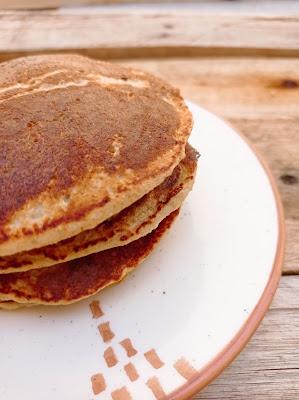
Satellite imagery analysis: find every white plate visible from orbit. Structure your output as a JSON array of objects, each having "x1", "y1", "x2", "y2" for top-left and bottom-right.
[{"x1": 0, "y1": 102, "x2": 284, "y2": 400}]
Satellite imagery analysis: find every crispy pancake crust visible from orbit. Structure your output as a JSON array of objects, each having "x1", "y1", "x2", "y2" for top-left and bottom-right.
[
  {"x1": 0, "y1": 55, "x2": 192, "y2": 256},
  {"x1": 0, "y1": 210, "x2": 178, "y2": 305},
  {"x1": 0, "y1": 145, "x2": 197, "y2": 274}
]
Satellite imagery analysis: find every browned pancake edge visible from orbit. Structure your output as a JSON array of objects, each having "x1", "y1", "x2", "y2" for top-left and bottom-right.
[{"x1": 0, "y1": 210, "x2": 179, "y2": 305}]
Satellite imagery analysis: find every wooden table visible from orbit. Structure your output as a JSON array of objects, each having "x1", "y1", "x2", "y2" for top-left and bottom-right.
[{"x1": 0, "y1": 5, "x2": 298, "y2": 399}]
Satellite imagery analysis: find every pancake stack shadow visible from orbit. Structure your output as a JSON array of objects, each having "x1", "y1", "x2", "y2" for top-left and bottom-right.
[{"x1": 0, "y1": 55, "x2": 198, "y2": 309}]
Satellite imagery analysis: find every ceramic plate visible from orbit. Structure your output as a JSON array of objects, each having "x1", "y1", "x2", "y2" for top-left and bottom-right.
[{"x1": 0, "y1": 102, "x2": 284, "y2": 400}]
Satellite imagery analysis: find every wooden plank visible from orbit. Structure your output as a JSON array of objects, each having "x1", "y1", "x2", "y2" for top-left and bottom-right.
[
  {"x1": 0, "y1": 11, "x2": 298, "y2": 59},
  {"x1": 121, "y1": 58, "x2": 299, "y2": 274},
  {"x1": 123, "y1": 58, "x2": 299, "y2": 119},
  {"x1": 194, "y1": 276, "x2": 299, "y2": 399},
  {"x1": 0, "y1": 0, "x2": 103, "y2": 8},
  {"x1": 2, "y1": 0, "x2": 299, "y2": 13},
  {"x1": 271, "y1": 275, "x2": 299, "y2": 308}
]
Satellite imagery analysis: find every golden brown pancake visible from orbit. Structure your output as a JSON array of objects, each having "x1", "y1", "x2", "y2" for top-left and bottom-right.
[
  {"x1": 0, "y1": 145, "x2": 197, "y2": 274},
  {"x1": 0, "y1": 210, "x2": 178, "y2": 306},
  {"x1": 0, "y1": 54, "x2": 192, "y2": 257}
]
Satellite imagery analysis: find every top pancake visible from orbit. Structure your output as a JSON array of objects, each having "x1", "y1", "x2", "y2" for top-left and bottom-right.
[{"x1": 0, "y1": 54, "x2": 192, "y2": 256}]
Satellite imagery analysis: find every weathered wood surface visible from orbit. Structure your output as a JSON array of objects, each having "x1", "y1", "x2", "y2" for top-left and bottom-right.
[
  {"x1": 121, "y1": 58, "x2": 299, "y2": 275},
  {"x1": 195, "y1": 276, "x2": 299, "y2": 399},
  {"x1": 0, "y1": 10, "x2": 298, "y2": 59},
  {"x1": 0, "y1": 0, "x2": 104, "y2": 7}
]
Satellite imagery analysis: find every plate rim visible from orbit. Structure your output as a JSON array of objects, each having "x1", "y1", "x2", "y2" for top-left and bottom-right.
[{"x1": 166, "y1": 103, "x2": 286, "y2": 400}]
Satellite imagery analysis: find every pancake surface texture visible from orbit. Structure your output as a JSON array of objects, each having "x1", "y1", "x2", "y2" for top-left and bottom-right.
[
  {"x1": 0, "y1": 54, "x2": 192, "y2": 256},
  {"x1": 0, "y1": 145, "x2": 197, "y2": 274},
  {"x1": 0, "y1": 210, "x2": 178, "y2": 306}
]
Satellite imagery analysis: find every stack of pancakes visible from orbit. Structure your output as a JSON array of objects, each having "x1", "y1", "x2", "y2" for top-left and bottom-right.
[{"x1": 0, "y1": 55, "x2": 197, "y2": 309}]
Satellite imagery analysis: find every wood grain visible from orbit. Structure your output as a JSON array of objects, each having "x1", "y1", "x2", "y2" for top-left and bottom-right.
[
  {"x1": 120, "y1": 58, "x2": 299, "y2": 274},
  {"x1": 0, "y1": 10, "x2": 298, "y2": 60},
  {"x1": 195, "y1": 276, "x2": 299, "y2": 399},
  {"x1": 0, "y1": 0, "x2": 107, "y2": 8}
]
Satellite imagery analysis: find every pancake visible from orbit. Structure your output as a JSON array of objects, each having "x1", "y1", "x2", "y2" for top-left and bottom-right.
[
  {"x1": 0, "y1": 145, "x2": 197, "y2": 274},
  {"x1": 0, "y1": 210, "x2": 178, "y2": 306},
  {"x1": 0, "y1": 54, "x2": 192, "y2": 257}
]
